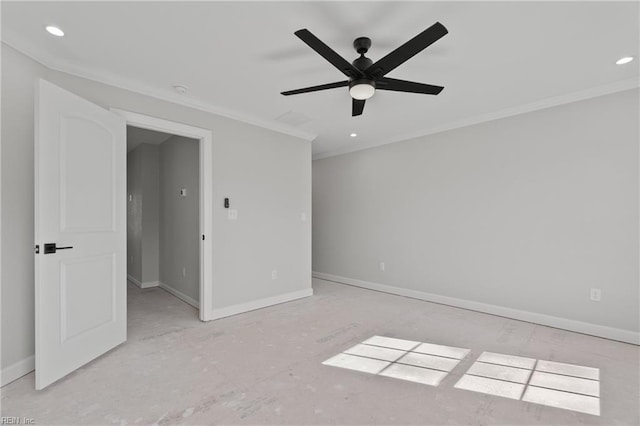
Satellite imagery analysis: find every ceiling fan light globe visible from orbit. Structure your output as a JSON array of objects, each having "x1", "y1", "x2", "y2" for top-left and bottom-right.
[{"x1": 349, "y1": 82, "x2": 375, "y2": 100}]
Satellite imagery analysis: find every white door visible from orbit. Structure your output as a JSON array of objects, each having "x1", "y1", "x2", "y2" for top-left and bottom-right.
[{"x1": 34, "y1": 79, "x2": 126, "y2": 390}]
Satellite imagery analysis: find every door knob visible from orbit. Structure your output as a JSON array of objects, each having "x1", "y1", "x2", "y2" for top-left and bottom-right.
[{"x1": 43, "y1": 243, "x2": 73, "y2": 254}]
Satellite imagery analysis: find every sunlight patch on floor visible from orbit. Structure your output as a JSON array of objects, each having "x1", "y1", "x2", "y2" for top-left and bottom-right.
[
  {"x1": 455, "y1": 352, "x2": 600, "y2": 416},
  {"x1": 322, "y1": 336, "x2": 469, "y2": 386}
]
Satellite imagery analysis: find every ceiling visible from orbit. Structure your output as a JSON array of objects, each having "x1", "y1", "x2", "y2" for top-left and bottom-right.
[
  {"x1": 2, "y1": 2, "x2": 638, "y2": 158},
  {"x1": 126, "y1": 126, "x2": 173, "y2": 152}
]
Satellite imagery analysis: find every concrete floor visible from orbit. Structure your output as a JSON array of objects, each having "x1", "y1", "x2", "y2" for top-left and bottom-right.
[{"x1": 1, "y1": 279, "x2": 638, "y2": 425}]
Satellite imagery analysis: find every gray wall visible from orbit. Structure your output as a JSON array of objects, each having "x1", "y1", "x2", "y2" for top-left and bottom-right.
[
  {"x1": 126, "y1": 142, "x2": 160, "y2": 284},
  {"x1": 159, "y1": 136, "x2": 200, "y2": 302},
  {"x1": 1, "y1": 45, "x2": 312, "y2": 373},
  {"x1": 313, "y1": 89, "x2": 639, "y2": 339},
  {"x1": 126, "y1": 145, "x2": 143, "y2": 282},
  {"x1": 140, "y1": 144, "x2": 160, "y2": 284},
  {"x1": 127, "y1": 137, "x2": 198, "y2": 300},
  {"x1": 1, "y1": 43, "x2": 48, "y2": 374}
]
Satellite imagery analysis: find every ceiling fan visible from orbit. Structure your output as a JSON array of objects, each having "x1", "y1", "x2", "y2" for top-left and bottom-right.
[{"x1": 281, "y1": 22, "x2": 448, "y2": 117}]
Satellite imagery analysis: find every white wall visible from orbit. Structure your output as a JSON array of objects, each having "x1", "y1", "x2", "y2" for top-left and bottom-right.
[
  {"x1": 1, "y1": 45, "x2": 312, "y2": 380},
  {"x1": 126, "y1": 142, "x2": 160, "y2": 286},
  {"x1": 313, "y1": 89, "x2": 639, "y2": 343},
  {"x1": 1, "y1": 43, "x2": 48, "y2": 381},
  {"x1": 159, "y1": 136, "x2": 200, "y2": 303},
  {"x1": 126, "y1": 145, "x2": 143, "y2": 282},
  {"x1": 140, "y1": 143, "x2": 160, "y2": 284}
]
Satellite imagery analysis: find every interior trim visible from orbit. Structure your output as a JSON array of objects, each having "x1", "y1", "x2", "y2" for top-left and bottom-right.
[
  {"x1": 313, "y1": 78, "x2": 640, "y2": 159},
  {"x1": 127, "y1": 275, "x2": 159, "y2": 289},
  {"x1": 158, "y1": 281, "x2": 199, "y2": 309},
  {"x1": 1, "y1": 356, "x2": 35, "y2": 387},
  {"x1": 0, "y1": 35, "x2": 317, "y2": 143},
  {"x1": 5, "y1": 33, "x2": 638, "y2": 159},
  {"x1": 206, "y1": 288, "x2": 314, "y2": 321},
  {"x1": 113, "y1": 108, "x2": 213, "y2": 322},
  {"x1": 312, "y1": 272, "x2": 640, "y2": 345}
]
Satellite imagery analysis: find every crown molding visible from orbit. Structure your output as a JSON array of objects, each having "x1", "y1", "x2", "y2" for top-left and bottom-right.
[
  {"x1": 4, "y1": 29, "x2": 637, "y2": 157},
  {"x1": 1, "y1": 31, "x2": 317, "y2": 142},
  {"x1": 313, "y1": 76, "x2": 640, "y2": 160}
]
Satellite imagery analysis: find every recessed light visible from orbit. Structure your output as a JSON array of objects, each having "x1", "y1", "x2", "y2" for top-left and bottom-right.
[
  {"x1": 350, "y1": 133, "x2": 357, "y2": 137},
  {"x1": 45, "y1": 26, "x2": 64, "y2": 37},
  {"x1": 616, "y1": 56, "x2": 634, "y2": 65},
  {"x1": 173, "y1": 85, "x2": 188, "y2": 94}
]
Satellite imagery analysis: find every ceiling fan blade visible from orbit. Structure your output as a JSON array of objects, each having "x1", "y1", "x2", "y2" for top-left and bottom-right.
[
  {"x1": 352, "y1": 99, "x2": 366, "y2": 116},
  {"x1": 295, "y1": 29, "x2": 363, "y2": 79},
  {"x1": 377, "y1": 77, "x2": 444, "y2": 95},
  {"x1": 281, "y1": 80, "x2": 349, "y2": 96},
  {"x1": 365, "y1": 22, "x2": 448, "y2": 79}
]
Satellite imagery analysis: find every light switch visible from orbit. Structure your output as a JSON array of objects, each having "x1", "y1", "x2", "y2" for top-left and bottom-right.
[{"x1": 228, "y1": 209, "x2": 238, "y2": 220}]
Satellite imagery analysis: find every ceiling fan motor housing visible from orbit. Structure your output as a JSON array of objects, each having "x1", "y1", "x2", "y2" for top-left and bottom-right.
[
  {"x1": 352, "y1": 55, "x2": 373, "y2": 71},
  {"x1": 353, "y1": 37, "x2": 372, "y2": 54},
  {"x1": 349, "y1": 78, "x2": 376, "y2": 90},
  {"x1": 352, "y1": 37, "x2": 373, "y2": 72}
]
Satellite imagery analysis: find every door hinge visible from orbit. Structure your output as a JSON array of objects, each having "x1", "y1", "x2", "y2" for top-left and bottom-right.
[
  {"x1": 202, "y1": 234, "x2": 205, "y2": 241},
  {"x1": 35, "y1": 244, "x2": 40, "y2": 254}
]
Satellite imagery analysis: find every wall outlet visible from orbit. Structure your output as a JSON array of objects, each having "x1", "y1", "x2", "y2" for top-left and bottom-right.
[
  {"x1": 182, "y1": 267, "x2": 187, "y2": 277},
  {"x1": 379, "y1": 262, "x2": 385, "y2": 272},
  {"x1": 228, "y1": 209, "x2": 238, "y2": 220},
  {"x1": 272, "y1": 270, "x2": 277, "y2": 280},
  {"x1": 590, "y1": 288, "x2": 601, "y2": 302}
]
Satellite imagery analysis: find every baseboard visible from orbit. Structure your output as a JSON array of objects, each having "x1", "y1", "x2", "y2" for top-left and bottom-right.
[
  {"x1": 205, "y1": 288, "x2": 314, "y2": 321},
  {"x1": 158, "y1": 281, "x2": 199, "y2": 309},
  {"x1": 1, "y1": 355, "x2": 34, "y2": 387},
  {"x1": 127, "y1": 275, "x2": 159, "y2": 289},
  {"x1": 312, "y1": 272, "x2": 640, "y2": 345},
  {"x1": 127, "y1": 274, "x2": 142, "y2": 287}
]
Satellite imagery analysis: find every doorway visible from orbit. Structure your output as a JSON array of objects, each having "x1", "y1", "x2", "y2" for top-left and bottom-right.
[
  {"x1": 113, "y1": 109, "x2": 214, "y2": 321},
  {"x1": 34, "y1": 81, "x2": 215, "y2": 389},
  {"x1": 126, "y1": 126, "x2": 200, "y2": 317}
]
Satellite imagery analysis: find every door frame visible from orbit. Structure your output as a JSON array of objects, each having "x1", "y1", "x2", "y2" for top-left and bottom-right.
[{"x1": 111, "y1": 109, "x2": 213, "y2": 321}]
